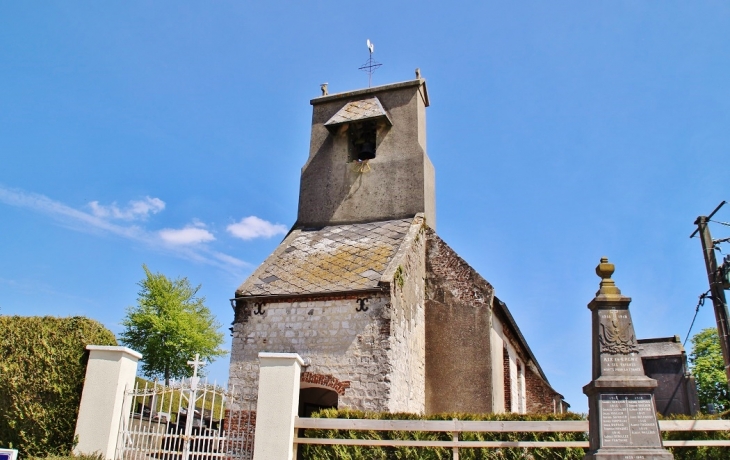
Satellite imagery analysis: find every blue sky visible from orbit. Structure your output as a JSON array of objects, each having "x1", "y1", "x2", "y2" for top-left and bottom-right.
[{"x1": 1, "y1": 2, "x2": 729, "y2": 413}]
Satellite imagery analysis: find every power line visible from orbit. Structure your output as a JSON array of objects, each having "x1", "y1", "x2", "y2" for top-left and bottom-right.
[{"x1": 683, "y1": 290, "x2": 711, "y2": 347}]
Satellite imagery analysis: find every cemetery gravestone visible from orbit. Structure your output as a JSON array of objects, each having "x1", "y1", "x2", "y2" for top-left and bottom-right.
[{"x1": 582, "y1": 258, "x2": 672, "y2": 460}]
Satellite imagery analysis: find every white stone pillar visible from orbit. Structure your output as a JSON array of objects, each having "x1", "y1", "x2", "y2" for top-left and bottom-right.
[
  {"x1": 253, "y1": 352, "x2": 304, "y2": 460},
  {"x1": 73, "y1": 345, "x2": 142, "y2": 460}
]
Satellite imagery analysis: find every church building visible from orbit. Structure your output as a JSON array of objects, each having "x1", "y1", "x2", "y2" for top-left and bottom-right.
[{"x1": 228, "y1": 73, "x2": 568, "y2": 415}]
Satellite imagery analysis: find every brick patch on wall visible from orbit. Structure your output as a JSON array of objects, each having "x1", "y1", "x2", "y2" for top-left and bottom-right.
[
  {"x1": 223, "y1": 409, "x2": 256, "y2": 459},
  {"x1": 525, "y1": 367, "x2": 561, "y2": 413},
  {"x1": 503, "y1": 347, "x2": 512, "y2": 412},
  {"x1": 301, "y1": 372, "x2": 351, "y2": 395}
]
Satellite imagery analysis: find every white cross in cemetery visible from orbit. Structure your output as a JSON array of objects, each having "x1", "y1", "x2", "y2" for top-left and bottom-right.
[{"x1": 187, "y1": 353, "x2": 204, "y2": 390}]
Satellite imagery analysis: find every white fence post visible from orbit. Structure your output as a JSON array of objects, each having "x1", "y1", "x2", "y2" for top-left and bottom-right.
[
  {"x1": 73, "y1": 345, "x2": 142, "y2": 460},
  {"x1": 252, "y1": 352, "x2": 303, "y2": 460}
]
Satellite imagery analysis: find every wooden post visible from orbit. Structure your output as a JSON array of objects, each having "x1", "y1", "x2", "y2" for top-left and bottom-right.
[{"x1": 452, "y1": 418, "x2": 459, "y2": 460}]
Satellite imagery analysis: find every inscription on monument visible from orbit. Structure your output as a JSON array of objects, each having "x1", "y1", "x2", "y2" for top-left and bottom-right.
[
  {"x1": 601, "y1": 354, "x2": 643, "y2": 375},
  {"x1": 600, "y1": 394, "x2": 661, "y2": 448}
]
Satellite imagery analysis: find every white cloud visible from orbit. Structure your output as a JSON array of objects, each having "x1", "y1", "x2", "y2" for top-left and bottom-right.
[
  {"x1": 89, "y1": 196, "x2": 165, "y2": 220},
  {"x1": 159, "y1": 223, "x2": 215, "y2": 245},
  {"x1": 227, "y1": 216, "x2": 287, "y2": 240},
  {"x1": 0, "y1": 185, "x2": 246, "y2": 271},
  {"x1": 0, "y1": 186, "x2": 142, "y2": 239},
  {"x1": 211, "y1": 252, "x2": 248, "y2": 268}
]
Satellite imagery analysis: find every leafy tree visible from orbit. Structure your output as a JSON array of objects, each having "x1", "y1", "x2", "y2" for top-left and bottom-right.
[
  {"x1": 120, "y1": 265, "x2": 226, "y2": 385},
  {"x1": 689, "y1": 327, "x2": 730, "y2": 413}
]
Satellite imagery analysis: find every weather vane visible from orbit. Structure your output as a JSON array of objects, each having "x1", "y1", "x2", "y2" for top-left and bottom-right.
[{"x1": 358, "y1": 39, "x2": 382, "y2": 87}]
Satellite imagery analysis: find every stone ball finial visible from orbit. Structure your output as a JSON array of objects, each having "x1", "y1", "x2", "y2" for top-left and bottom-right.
[
  {"x1": 596, "y1": 257, "x2": 615, "y2": 279},
  {"x1": 595, "y1": 256, "x2": 621, "y2": 296}
]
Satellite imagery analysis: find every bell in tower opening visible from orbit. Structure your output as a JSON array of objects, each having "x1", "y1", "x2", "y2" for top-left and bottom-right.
[
  {"x1": 349, "y1": 120, "x2": 377, "y2": 162},
  {"x1": 298, "y1": 78, "x2": 435, "y2": 228}
]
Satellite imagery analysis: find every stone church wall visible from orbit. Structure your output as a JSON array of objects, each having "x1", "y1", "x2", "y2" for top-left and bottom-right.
[
  {"x1": 228, "y1": 294, "x2": 393, "y2": 411},
  {"x1": 424, "y1": 229, "x2": 496, "y2": 414},
  {"x1": 228, "y1": 225, "x2": 566, "y2": 415},
  {"x1": 386, "y1": 221, "x2": 427, "y2": 413}
]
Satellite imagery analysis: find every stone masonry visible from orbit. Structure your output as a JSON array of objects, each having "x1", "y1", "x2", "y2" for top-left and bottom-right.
[{"x1": 229, "y1": 294, "x2": 393, "y2": 411}]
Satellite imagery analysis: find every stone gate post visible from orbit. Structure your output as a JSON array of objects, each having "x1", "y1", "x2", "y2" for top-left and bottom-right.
[
  {"x1": 253, "y1": 352, "x2": 304, "y2": 460},
  {"x1": 73, "y1": 345, "x2": 142, "y2": 460}
]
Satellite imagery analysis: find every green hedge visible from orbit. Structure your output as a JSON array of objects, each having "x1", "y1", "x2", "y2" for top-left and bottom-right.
[
  {"x1": 0, "y1": 316, "x2": 117, "y2": 457},
  {"x1": 300, "y1": 409, "x2": 588, "y2": 460},
  {"x1": 27, "y1": 454, "x2": 104, "y2": 460}
]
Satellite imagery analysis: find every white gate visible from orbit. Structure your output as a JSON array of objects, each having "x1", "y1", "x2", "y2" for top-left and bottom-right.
[{"x1": 115, "y1": 377, "x2": 256, "y2": 460}]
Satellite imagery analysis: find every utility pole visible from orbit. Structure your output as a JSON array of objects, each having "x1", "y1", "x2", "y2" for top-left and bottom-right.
[{"x1": 691, "y1": 201, "x2": 730, "y2": 389}]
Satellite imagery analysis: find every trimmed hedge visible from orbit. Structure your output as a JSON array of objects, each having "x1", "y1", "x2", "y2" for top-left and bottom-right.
[
  {"x1": 300, "y1": 409, "x2": 588, "y2": 460},
  {"x1": 0, "y1": 316, "x2": 117, "y2": 457},
  {"x1": 28, "y1": 454, "x2": 103, "y2": 460}
]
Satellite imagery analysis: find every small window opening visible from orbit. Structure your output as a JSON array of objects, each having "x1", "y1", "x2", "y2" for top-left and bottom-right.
[{"x1": 349, "y1": 120, "x2": 377, "y2": 162}]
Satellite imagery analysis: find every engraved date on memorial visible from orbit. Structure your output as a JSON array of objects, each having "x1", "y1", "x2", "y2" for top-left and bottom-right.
[{"x1": 600, "y1": 394, "x2": 661, "y2": 448}]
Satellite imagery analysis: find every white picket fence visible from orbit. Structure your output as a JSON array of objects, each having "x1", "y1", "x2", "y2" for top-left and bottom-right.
[{"x1": 294, "y1": 417, "x2": 730, "y2": 453}]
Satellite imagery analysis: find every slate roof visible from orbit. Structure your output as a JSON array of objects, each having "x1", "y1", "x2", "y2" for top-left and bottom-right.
[
  {"x1": 236, "y1": 217, "x2": 416, "y2": 297},
  {"x1": 324, "y1": 97, "x2": 392, "y2": 128},
  {"x1": 638, "y1": 337, "x2": 686, "y2": 358}
]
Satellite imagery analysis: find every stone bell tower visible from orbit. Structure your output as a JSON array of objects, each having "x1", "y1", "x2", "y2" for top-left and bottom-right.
[
  {"x1": 296, "y1": 77, "x2": 435, "y2": 228},
  {"x1": 228, "y1": 73, "x2": 567, "y2": 420}
]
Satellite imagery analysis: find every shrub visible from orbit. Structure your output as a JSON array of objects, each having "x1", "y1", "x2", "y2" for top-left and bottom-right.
[
  {"x1": 0, "y1": 316, "x2": 117, "y2": 457},
  {"x1": 300, "y1": 409, "x2": 588, "y2": 460},
  {"x1": 27, "y1": 454, "x2": 104, "y2": 460}
]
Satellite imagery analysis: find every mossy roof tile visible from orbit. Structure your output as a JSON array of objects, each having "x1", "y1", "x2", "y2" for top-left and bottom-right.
[{"x1": 236, "y1": 217, "x2": 415, "y2": 296}]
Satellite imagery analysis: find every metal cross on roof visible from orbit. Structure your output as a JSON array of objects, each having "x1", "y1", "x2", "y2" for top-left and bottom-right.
[
  {"x1": 358, "y1": 39, "x2": 382, "y2": 88},
  {"x1": 187, "y1": 353, "x2": 204, "y2": 378}
]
